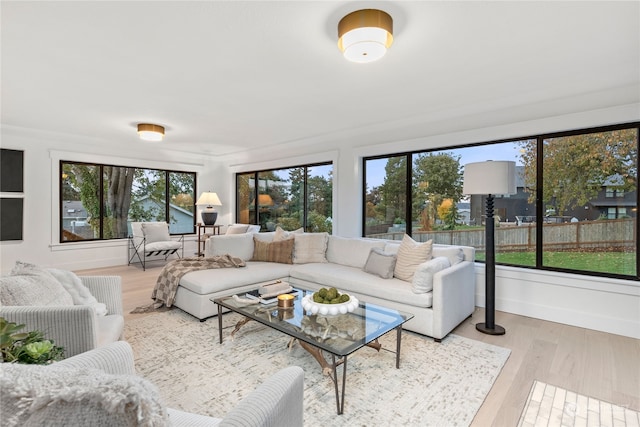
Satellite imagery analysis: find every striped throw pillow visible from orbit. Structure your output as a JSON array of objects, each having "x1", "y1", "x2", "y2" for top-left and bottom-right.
[
  {"x1": 252, "y1": 236, "x2": 294, "y2": 264},
  {"x1": 394, "y1": 235, "x2": 433, "y2": 282}
]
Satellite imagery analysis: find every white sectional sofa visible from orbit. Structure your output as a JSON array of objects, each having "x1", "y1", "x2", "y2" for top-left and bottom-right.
[{"x1": 173, "y1": 232, "x2": 476, "y2": 341}]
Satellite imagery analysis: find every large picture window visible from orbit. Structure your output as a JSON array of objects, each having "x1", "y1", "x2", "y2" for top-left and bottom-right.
[
  {"x1": 61, "y1": 161, "x2": 196, "y2": 241},
  {"x1": 236, "y1": 162, "x2": 332, "y2": 232},
  {"x1": 364, "y1": 123, "x2": 639, "y2": 280}
]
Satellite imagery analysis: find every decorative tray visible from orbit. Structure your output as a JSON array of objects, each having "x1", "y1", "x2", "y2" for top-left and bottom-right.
[{"x1": 301, "y1": 294, "x2": 359, "y2": 316}]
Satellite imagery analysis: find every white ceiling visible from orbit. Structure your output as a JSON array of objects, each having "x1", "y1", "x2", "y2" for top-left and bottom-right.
[{"x1": 2, "y1": 1, "x2": 639, "y2": 158}]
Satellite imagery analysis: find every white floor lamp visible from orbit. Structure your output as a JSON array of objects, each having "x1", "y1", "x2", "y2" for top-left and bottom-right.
[{"x1": 463, "y1": 160, "x2": 516, "y2": 335}]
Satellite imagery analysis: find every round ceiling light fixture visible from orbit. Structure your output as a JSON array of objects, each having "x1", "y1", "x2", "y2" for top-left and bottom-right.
[
  {"x1": 338, "y1": 9, "x2": 393, "y2": 63},
  {"x1": 137, "y1": 123, "x2": 165, "y2": 141}
]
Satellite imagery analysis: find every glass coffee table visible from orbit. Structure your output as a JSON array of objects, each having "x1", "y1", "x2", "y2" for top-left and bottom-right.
[{"x1": 213, "y1": 287, "x2": 414, "y2": 415}]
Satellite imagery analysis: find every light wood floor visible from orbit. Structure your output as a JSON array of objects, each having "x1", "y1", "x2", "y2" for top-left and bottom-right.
[{"x1": 78, "y1": 263, "x2": 640, "y2": 426}]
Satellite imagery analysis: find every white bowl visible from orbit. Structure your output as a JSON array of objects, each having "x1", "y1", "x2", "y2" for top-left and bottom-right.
[{"x1": 301, "y1": 294, "x2": 359, "y2": 316}]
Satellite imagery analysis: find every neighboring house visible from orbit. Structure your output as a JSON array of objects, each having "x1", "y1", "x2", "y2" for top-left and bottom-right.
[
  {"x1": 61, "y1": 201, "x2": 92, "y2": 239},
  {"x1": 469, "y1": 167, "x2": 636, "y2": 224}
]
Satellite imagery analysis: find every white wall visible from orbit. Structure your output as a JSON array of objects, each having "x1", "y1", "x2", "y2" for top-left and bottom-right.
[
  {"x1": 225, "y1": 104, "x2": 640, "y2": 339},
  {"x1": 1, "y1": 103, "x2": 639, "y2": 339},
  {"x1": 0, "y1": 125, "x2": 218, "y2": 272}
]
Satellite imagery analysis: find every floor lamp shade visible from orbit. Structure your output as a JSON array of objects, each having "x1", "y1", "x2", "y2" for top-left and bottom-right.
[
  {"x1": 463, "y1": 161, "x2": 516, "y2": 336},
  {"x1": 196, "y1": 192, "x2": 222, "y2": 226}
]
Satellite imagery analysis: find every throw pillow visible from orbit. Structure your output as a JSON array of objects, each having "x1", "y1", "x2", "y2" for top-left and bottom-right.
[
  {"x1": 1, "y1": 263, "x2": 74, "y2": 307},
  {"x1": 363, "y1": 247, "x2": 397, "y2": 279},
  {"x1": 207, "y1": 233, "x2": 255, "y2": 260},
  {"x1": 11, "y1": 261, "x2": 107, "y2": 315},
  {"x1": 1, "y1": 363, "x2": 169, "y2": 426},
  {"x1": 273, "y1": 226, "x2": 304, "y2": 242},
  {"x1": 47, "y1": 268, "x2": 108, "y2": 316},
  {"x1": 394, "y1": 235, "x2": 433, "y2": 282},
  {"x1": 141, "y1": 222, "x2": 171, "y2": 244},
  {"x1": 252, "y1": 236, "x2": 294, "y2": 264},
  {"x1": 412, "y1": 256, "x2": 451, "y2": 293},
  {"x1": 293, "y1": 233, "x2": 329, "y2": 264},
  {"x1": 226, "y1": 224, "x2": 250, "y2": 235}
]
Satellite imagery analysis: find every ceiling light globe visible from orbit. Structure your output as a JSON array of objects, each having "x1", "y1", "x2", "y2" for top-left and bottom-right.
[
  {"x1": 138, "y1": 131, "x2": 164, "y2": 142},
  {"x1": 341, "y1": 27, "x2": 390, "y2": 63},
  {"x1": 338, "y1": 9, "x2": 393, "y2": 63},
  {"x1": 137, "y1": 123, "x2": 165, "y2": 141}
]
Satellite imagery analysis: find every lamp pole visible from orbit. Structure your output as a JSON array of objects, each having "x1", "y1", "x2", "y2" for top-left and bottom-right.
[{"x1": 476, "y1": 194, "x2": 506, "y2": 335}]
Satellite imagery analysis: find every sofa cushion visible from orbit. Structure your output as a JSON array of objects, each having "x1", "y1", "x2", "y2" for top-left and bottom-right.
[
  {"x1": 252, "y1": 236, "x2": 294, "y2": 264},
  {"x1": 293, "y1": 233, "x2": 328, "y2": 264},
  {"x1": 0, "y1": 363, "x2": 169, "y2": 426},
  {"x1": 412, "y1": 256, "x2": 451, "y2": 294},
  {"x1": 226, "y1": 224, "x2": 249, "y2": 235},
  {"x1": 290, "y1": 263, "x2": 432, "y2": 308},
  {"x1": 179, "y1": 262, "x2": 292, "y2": 295},
  {"x1": 141, "y1": 222, "x2": 171, "y2": 244},
  {"x1": 394, "y1": 235, "x2": 433, "y2": 282},
  {"x1": 326, "y1": 236, "x2": 386, "y2": 268},
  {"x1": 273, "y1": 226, "x2": 304, "y2": 242},
  {"x1": 254, "y1": 231, "x2": 275, "y2": 242},
  {"x1": 363, "y1": 248, "x2": 397, "y2": 279},
  {"x1": 432, "y1": 246, "x2": 465, "y2": 265},
  {"x1": 206, "y1": 233, "x2": 255, "y2": 261},
  {"x1": 97, "y1": 315, "x2": 125, "y2": 347},
  {"x1": 1, "y1": 266, "x2": 74, "y2": 307}
]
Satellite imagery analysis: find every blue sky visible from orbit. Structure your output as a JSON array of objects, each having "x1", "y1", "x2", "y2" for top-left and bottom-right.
[{"x1": 366, "y1": 141, "x2": 527, "y2": 188}]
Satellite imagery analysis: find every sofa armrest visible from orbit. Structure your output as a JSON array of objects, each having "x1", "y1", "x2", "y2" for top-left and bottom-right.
[
  {"x1": 56, "y1": 341, "x2": 136, "y2": 375},
  {"x1": 80, "y1": 275, "x2": 123, "y2": 316},
  {"x1": 431, "y1": 261, "x2": 476, "y2": 340},
  {"x1": 0, "y1": 305, "x2": 98, "y2": 358},
  {"x1": 220, "y1": 366, "x2": 304, "y2": 427}
]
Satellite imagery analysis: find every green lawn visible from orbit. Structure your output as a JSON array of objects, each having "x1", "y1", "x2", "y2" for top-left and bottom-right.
[{"x1": 474, "y1": 251, "x2": 636, "y2": 276}]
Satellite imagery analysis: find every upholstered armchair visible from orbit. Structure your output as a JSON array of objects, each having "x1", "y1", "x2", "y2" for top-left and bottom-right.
[
  {"x1": 128, "y1": 221, "x2": 184, "y2": 270},
  {"x1": 0, "y1": 275, "x2": 124, "y2": 358},
  {"x1": 1, "y1": 341, "x2": 305, "y2": 426}
]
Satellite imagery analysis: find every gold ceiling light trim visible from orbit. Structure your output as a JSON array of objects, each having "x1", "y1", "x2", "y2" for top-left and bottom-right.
[
  {"x1": 338, "y1": 9, "x2": 393, "y2": 63},
  {"x1": 137, "y1": 123, "x2": 165, "y2": 141}
]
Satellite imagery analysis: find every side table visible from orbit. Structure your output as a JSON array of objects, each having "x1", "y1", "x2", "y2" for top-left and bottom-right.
[{"x1": 197, "y1": 223, "x2": 221, "y2": 256}]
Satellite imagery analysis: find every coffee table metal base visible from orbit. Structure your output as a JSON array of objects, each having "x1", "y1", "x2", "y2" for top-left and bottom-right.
[{"x1": 217, "y1": 303, "x2": 404, "y2": 415}]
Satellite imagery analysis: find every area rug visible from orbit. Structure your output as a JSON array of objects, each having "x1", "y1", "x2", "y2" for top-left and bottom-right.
[
  {"x1": 125, "y1": 309, "x2": 511, "y2": 426},
  {"x1": 518, "y1": 381, "x2": 640, "y2": 427}
]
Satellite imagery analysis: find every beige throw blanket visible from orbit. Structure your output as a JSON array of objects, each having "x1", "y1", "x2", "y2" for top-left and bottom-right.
[{"x1": 131, "y1": 255, "x2": 246, "y2": 313}]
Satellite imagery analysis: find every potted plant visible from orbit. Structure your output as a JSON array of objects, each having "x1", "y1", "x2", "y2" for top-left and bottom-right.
[{"x1": 0, "y1": 317, "x2": 65, "y2": 364}]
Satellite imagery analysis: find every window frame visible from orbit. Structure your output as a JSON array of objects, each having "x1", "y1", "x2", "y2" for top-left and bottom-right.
[
  {"x1": 362, "y1": 122, "x2": 640, "y2": 281},
  {"x1": 235, "y1": 161, "x2": 333, "y2": 232},
  {"x1": 59, "y1": 160, "x2": 197, "y2": 242}
]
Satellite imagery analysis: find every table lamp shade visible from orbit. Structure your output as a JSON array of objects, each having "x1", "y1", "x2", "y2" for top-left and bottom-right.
[
  {"x1": 463, "y1": 161, "x2": 516, "y2": 195},
  {"x1": 196, "y1": 192, "x2": 222, "y2": 207}
]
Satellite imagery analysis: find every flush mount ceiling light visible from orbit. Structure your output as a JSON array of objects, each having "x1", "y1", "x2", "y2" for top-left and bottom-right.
[
  {"x1": 338, "y1": 9, "x2": 393, "y2": 63},
  {"x1": 137, "y1": 123, "x2": 165, "y2": 142}
]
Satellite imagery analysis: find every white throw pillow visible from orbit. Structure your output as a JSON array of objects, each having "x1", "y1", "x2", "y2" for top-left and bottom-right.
[
  {"x1": 207, "y1": 233, "x2": 255, "y2": 261},
  {"x1": 394, "y1": 235, "x2": 433, "y2": 282},
  {"x1": 1, "y1": 263, "x2": 74, "y2": 307},
  {"x1": 47, "y1": 268, "x2": 108, "y2": 316},
  {"x1": 226, "y1": 224, "x2": 249, "y2": 235},
  {"x1": 1, "y1": 363, "x2": 169, "y2": 426},
  {"x1": 273, "y1": 226, "x2": 304, "y2": 242},
  {"x1": 412, "y1": 256, "x2": 451, "y2": 293},
  {"x1": 363, "y1": 247, "x2": 397, "y2": 279},
  {"x1": 141, "y1": 222, "x2": 171, "y2": 244},
  {"x1": 293, "y1": 233, "x2": 329, "y2": 264}
]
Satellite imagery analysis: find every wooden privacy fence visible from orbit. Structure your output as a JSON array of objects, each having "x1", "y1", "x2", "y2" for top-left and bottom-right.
[{"x1": 369, "y1": 218, "x2": 636, "y2": 252}]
